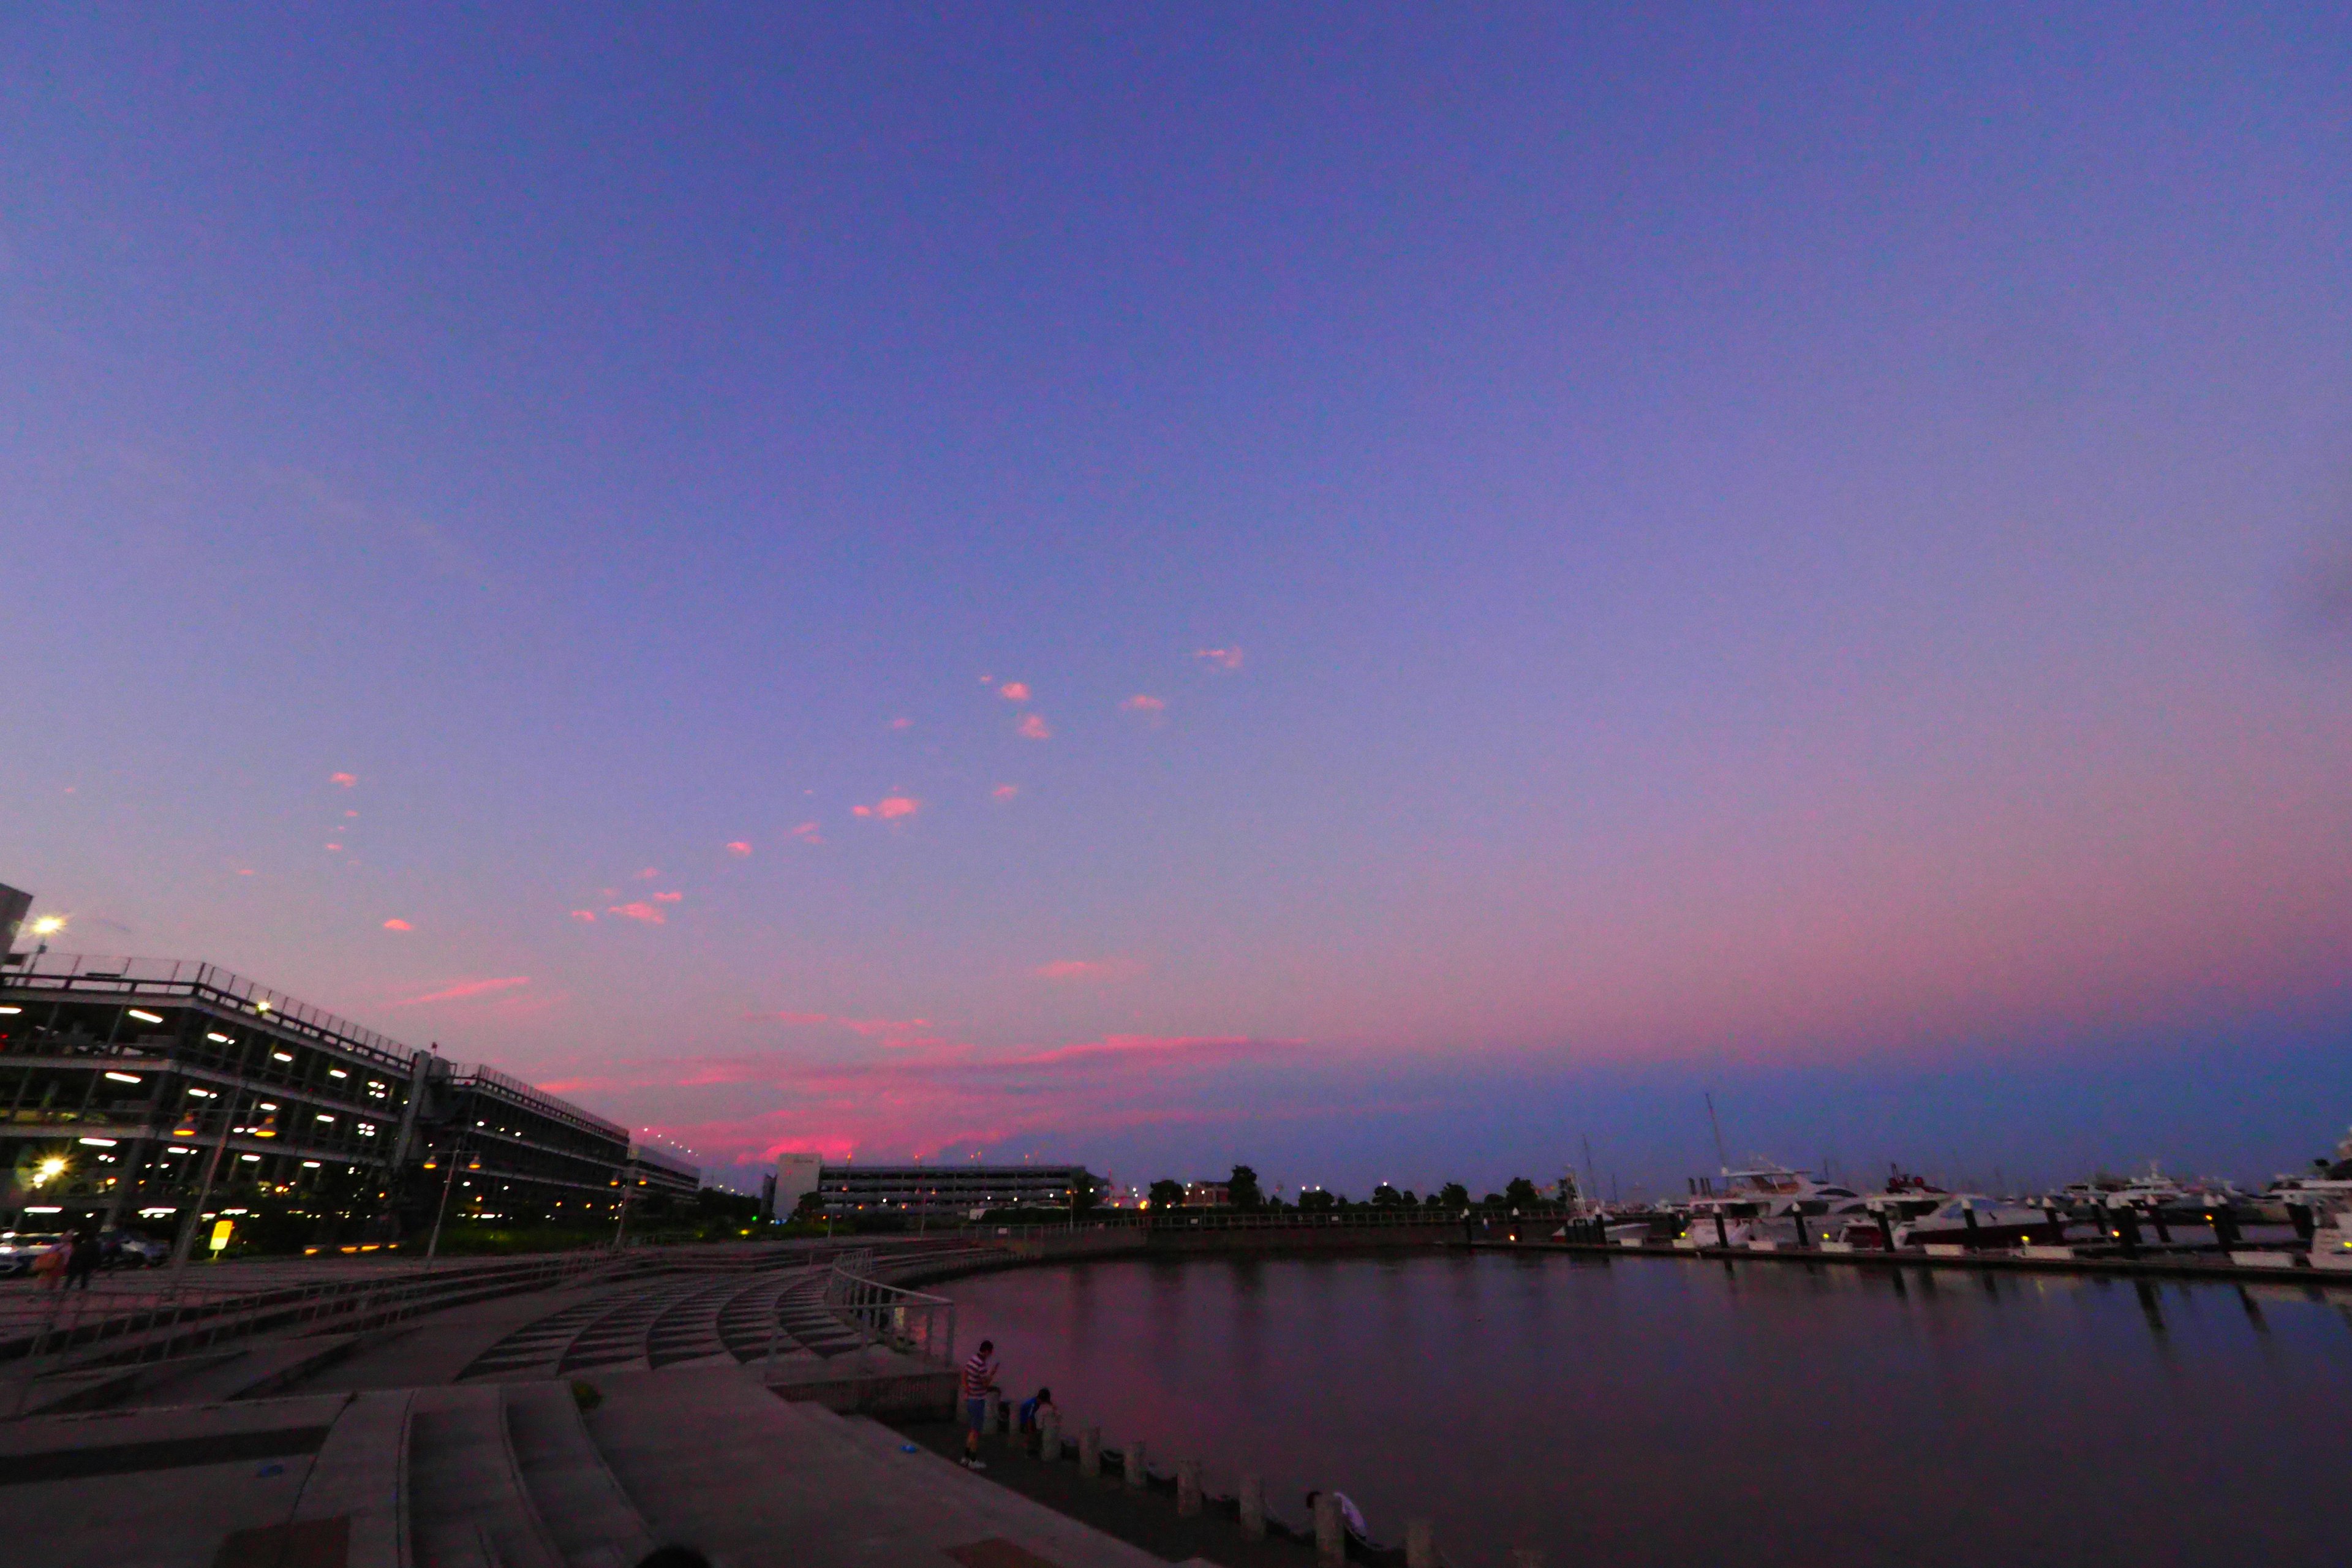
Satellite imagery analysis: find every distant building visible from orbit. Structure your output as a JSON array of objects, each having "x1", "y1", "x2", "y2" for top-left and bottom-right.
[
  {"x1": 802, "y1": 1161, "x2": 1096, "y2": 1216},
  {"x1": 1182, "y1": 1180, "x2": 1230, "y2": 1208},
  {"x1": 626, "y1": 1140, "x2": 701, "y2": 1202},
  {"x1": 773, "y1": 1151, "x2": 822, "y2": 1216}
]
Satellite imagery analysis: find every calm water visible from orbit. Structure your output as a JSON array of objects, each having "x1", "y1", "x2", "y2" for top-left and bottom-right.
[{"x1": 948, "y1": 1252, "x2": 2352, "y2": 1567}]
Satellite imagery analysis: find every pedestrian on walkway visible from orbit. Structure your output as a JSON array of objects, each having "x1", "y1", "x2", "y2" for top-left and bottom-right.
[
  {"x1": 66, "y1": 1219, "x2": 100, "y2": 1291},
  {"x1": 960, "y1": 1339, "x2": 1000, "y2": 1469},
  {"x1": 31, "y1": 1237, "x2": 68, "y2": 1290}
]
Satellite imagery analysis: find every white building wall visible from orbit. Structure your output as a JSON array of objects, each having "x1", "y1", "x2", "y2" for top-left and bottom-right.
[{"x1": 774, "y1": 1151, "x2": 823, "y2": 1215}]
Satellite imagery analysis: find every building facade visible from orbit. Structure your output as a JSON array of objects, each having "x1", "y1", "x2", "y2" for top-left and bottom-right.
[
  {"x1": 0, "y1": 949, "x2": 669, "y2": 1245},
  {"x1": 802, "y1": 1161, "x2": 1098, "y2": 1217}
]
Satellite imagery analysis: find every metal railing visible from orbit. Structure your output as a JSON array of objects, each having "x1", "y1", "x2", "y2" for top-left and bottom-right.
[{"x1": 820, "y1": 1257, "x2": 957, "y2": 1368}]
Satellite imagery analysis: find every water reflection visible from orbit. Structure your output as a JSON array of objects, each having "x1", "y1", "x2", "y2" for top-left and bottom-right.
[{"x1": 948, "y1": 1253, "x2": 2352, "y2": 1567}]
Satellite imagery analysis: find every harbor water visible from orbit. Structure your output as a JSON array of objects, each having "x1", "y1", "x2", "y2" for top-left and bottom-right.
[{"x1": 947, "y1": 1251, "x2": 2352, "y2": 1566}]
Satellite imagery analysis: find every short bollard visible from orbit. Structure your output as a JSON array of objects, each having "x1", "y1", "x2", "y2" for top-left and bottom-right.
[
  {"x1": 990, "y1": 1395, "x2": 1009, "y2": 1437},
  {"x1": 1313, "y1": 1492, "x2": 1343, "y2": 1566},
  {"x1": 1039, "y1": 1409, "x2": 1061, "y2": 1461},
  {"x1": 1079, "y1": 1425, "x2": 1101, "y2": 1478},
  {"x1": 1177, "y1": 1458, "x2": 1202, "y2": 1516},
  {"x1": 1238, "y1": 1474, "x2": 1267, "y2": 1540},
  {"x1": 1406, "y1": 1519, "x2": 1438, "y2": 1568},
  {"x1": 1508, "y1": 1549, "x2": 1544, "y2": 1568},
  {"x1": 1126, "y1": 1438, "x2": 1148, "y2": 1489}
]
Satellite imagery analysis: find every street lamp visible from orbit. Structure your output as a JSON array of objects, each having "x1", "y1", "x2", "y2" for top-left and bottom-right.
[{"x1": 424, "y1": 1140, "x2": 481, "y2": 1265}]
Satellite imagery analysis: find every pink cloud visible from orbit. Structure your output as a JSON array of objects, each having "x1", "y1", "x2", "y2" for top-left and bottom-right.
[
  {"x1": 1035, "y1": 957, "x2": 1143, "y2": 982},
  {"x1": 1194, "y1": 647, "x2": 1244, "y2": 672},
  {"x1": 653, "y1": 891, "x2": 684, "y2": 903},
  {"x1": 396, "y1": 975, "x2": 529, "y2": 1006},
  {"x1": 330, "y1": 772, "x2": 357, "y2": 786},
  {"x1": 548, "y1": 1030, "x2": 1293, "y2": 1164},
  {"x1": 725, "y1": 840, "x2": 752, "y2": 856},
  {"x1": 608, "y1": 902, "x2": 666, "y2": 925},
  {"x1": 998, "y1": 681, "x2": 1031, "y2": 703},
  {"x1": 325, "y1": 843, "x2": 344, "y2": 852},
  {"x1": 992, "y1": 784, "x2": 1019, "y2": 801},
  {"x1": 381, "y1": 918, "x2": 412, "y2": 932},
  {"x1": 890, "y1": 717, "x2": 913, "y2": 730},
  {"x1": 1121, "y1": 693, "x2": 1166, "y2": 714},
  {"x1": 236, "y1": 869, "x2": 255, "y2": 877},
  {"x1": 636, "y1": 866, "x2": 660, "y2": 880},
  {"x1": 791, "y1": 821, "x2": 823, "y2": 842},
  {"x1": 852, "y1": 796, "x2": 920, "y2": 820},
  {"x1": 761, "y1": 1011, "x2": 936, "y2": 1039},
  {"x1": 344, "y1": 810, "x2": 359, "y2": 819},
  {"x1": 1017, "y1": 714, "x2": 1051, "y2": 741},
  {"x1": 570, "y1": 909, "x2": 597, "y2": 923}
]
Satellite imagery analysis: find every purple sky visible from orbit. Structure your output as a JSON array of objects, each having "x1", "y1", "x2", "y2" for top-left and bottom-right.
[{"x1": 4, "y1": 6, "x2": 2349, "y2": 1196}]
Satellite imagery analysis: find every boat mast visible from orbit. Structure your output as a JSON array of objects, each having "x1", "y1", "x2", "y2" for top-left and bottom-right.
[{"x1": 1705, "y1": 1091, "x2": 1730, "y2": 1174}]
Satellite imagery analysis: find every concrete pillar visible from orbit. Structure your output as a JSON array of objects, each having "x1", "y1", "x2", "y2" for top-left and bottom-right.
[
  {"x1": 1079, "y1": 1425, "x2": 1101, "y2": 1478},
  {"x1": 1314, "y1": 1493, "x2": 1343, "y2": 1566},
  {"x1": 1239, "y1": 1474, "x2": 1267, "y2": 1540},
  {"x1": 1177, "y1": 1457, "x2": 1202, "y2": 1516},
  {"x1": 990, "y1": 1394, "x2": 1009, "y2": 1436},
  {"x1": 1125, "y1": 1438, "x2": 1148, "y2": 1488},
  {"x1": 1406, "y1": 1519, "x2": 1437, "y2": 1568},
  {"x1": 1039, "y1": 1408, "x2": 1061, "y2": 1461}
]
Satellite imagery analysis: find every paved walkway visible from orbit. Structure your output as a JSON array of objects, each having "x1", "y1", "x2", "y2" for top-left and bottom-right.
[{"x1": 589, "y1": 1363, "x2": 1185, "y2": 1568}]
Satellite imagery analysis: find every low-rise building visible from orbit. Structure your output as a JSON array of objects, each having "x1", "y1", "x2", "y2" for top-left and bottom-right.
[{"x1": 793, "y1": 1160, "x2": 1098, "y2": 1217}]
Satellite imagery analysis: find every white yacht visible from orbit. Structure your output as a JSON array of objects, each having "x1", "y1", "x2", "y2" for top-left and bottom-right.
[
  {"x1": 1676, "y1": 1164, "x2": 1870, "y2": 1250},
  {"x1": 1889, "y1": 1194, "x2": 2065, "y2": 1251}
]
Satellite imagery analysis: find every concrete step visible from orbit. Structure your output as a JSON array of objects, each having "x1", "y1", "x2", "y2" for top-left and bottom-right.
[
  {"x1": 502, "y1": 1381, "x2": 657, "y2": 1568},
  {"x1": 406, "y1": 1385, "x2": 562, "y2": 1568},
  {"x1": 290, "y1": 1389, "x2": 414, "y2": 1568}
]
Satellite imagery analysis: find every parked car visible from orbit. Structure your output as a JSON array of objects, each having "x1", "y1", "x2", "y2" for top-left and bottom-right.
[
  {"x1": 0, "y1": 1232, "x2": 69, "y2": 1278},
  {"x1": 102, "y1": 1230, "x2": 170, "y2": 1268}
]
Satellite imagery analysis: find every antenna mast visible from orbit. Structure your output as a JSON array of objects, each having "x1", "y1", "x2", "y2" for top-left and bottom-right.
[{"x1": 1705, "y1": 1091, "x2": 1730, "y2": 1174}]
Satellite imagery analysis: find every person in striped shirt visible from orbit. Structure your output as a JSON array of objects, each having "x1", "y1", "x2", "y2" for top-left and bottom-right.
[{"x1": 960, "y1": 1340, "x2": 1000, "y2": 1468}]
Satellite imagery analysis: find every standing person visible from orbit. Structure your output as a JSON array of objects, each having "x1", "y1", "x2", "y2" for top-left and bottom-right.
[
  {"x1": 66, "y1": 1219, "x2": 100, "y2": 1292},
  {"x1": 31, "y1": 1235, "x2": 68, "y2": 1290},
  {"x1": 959, "y1": 1339, "x2": 1000, "y2": 1469}
]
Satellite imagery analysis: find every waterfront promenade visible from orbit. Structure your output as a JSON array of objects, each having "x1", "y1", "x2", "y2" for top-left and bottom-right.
[{"x1": 1, "y1": 1236, "x2": 1250, "y2": 1568}]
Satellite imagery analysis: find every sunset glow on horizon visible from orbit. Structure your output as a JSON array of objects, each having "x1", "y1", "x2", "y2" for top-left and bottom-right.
[{"x1": 4, "y1": 7, "x2": 2349, "y2": 1193}]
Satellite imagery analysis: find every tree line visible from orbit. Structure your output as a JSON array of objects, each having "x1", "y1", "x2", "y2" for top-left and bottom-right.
[{"x1": 1145, "y1": 1166, "x2": 1550, "y2": 1213}]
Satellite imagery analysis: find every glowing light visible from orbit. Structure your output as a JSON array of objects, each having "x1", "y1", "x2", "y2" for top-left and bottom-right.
[
  {"x1": 105, "y1": 1071, "x2": 141, "y2": 1084},
  {"x1": 29, "y1": 914, "x2": 66, "y2": 937},
  {"x1": 271, "y1": 1052, "x2": 293, "y2": 1062},
  {"x1": 207, "y1": 1032, "x2": 232, "y2": 1044},
  {"x1": 328, "y1": 1069, "x2": 347, "y2": 1078},
  {"x1": 127, "y1": 1009, "x2": 164, "y2": 1024},
  {"x1": 78, "y1": 1136, "x2": 116, "y2": 1147}
]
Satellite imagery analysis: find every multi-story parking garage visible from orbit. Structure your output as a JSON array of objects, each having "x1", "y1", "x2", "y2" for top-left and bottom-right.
[{"x1": 0, "y1": 949, "x2": 674, "y2": 1248}]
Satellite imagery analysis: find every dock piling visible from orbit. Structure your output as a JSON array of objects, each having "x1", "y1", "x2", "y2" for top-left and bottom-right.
[
  {"x1": 1079, "y1": 1424, "x2": 1101, "y2": 1478},
  {"x1": 1405, "y1": 1518, "x2": 1438, "y2": 1568},
  {"x1": 1313, "y1": 1492, "x2": 1343, "y2": 1566},
  {"x1": 1126, "y1": 1438, "x2": 1148, "y2": 1488},
  {"x1": 1177, "y1": 1457, "x2": 1202, "y2": 1515},
  {"x1": 1239, "y1": 1474, "x2": 1267, "y2": 1540}
]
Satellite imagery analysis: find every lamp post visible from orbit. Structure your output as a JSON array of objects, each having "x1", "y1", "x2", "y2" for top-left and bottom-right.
[{"x1": 424, "y1": 1138, "x2": 478, "y2": 1267}]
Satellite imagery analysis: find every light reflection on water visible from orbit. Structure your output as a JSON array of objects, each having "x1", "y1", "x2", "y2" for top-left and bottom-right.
[{"x1": 946, "y1": 1253, "x2": 2352, "y2": 1567}]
